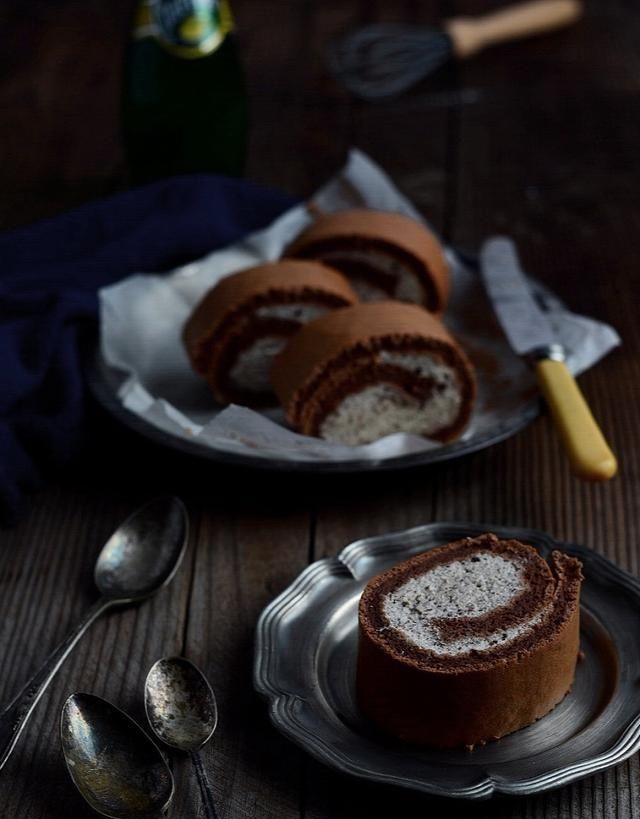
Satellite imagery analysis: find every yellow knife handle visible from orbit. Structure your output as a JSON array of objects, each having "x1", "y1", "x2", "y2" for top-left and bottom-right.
[{"x1": 534, "y1": 357, "x2": 617, "y2": 481}]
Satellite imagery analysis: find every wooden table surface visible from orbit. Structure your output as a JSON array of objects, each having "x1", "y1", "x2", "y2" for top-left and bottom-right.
[{"x1": 1, "y1": 0, "x2": 639, "y2": 816}]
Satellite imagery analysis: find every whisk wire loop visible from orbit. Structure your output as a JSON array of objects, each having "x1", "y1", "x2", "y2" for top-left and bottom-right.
[{"x1": 328, "y1": 24, "x2": 453, "y2": 99}]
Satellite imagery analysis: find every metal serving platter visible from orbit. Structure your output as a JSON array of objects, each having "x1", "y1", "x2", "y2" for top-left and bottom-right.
[
  {"x1": 254, "y1": 522, "x2": 640, "y2": 799},
  {"x1": 86, "y1": 345, "x2": 539, "y2": 474},
  {"x1": 86, "y1": 249, "x2": 541, "y2": 474}
]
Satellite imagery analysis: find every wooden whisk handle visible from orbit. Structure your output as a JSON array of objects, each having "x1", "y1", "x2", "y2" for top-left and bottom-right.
[{"x1": 445, "y1": 0, "x2": 582, "y2": 60}]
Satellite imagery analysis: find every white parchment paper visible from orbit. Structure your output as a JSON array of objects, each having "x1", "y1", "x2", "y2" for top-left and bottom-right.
[{"x1": 99, "y1": 150, "x2": 620, "y2": 463}]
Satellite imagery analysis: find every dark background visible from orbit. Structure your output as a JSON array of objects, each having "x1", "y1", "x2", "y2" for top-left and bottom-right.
[{"x1": 1, "y1": 0, "x2": 639, "y2": 817}]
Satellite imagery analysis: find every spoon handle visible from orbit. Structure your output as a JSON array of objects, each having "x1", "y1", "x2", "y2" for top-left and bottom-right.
[
  {"x1": 191, "y1": 751, "x2": 219, "y2": 819},
  {"x1": 0, "y1": 597, "x2": 110, "y2": 771}
]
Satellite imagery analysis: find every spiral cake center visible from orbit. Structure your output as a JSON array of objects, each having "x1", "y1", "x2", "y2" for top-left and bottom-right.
[
  {"x1": 382, "y1": 552, "x2": 542, "y2": 656},
  {"x1": 229, "y1": 303, "x2": 329, "y2": 392},
  {"x1": 318, "y1": 352, "x2": 461, "y2": 445}
]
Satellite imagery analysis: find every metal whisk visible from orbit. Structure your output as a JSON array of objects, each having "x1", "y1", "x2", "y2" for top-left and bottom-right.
[{"x1": 328, "y1": 0, "x2": 582, "y2": 100}]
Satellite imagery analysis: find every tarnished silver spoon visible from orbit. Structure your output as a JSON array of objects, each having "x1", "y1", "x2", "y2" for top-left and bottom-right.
[
  {"x1": 0, "y1": 496, "x2": 188, "y2": 771},
  {"x1": 61, "y1": 692, "x2": 174, "y2": 818},
  {"x1": 145, "y1": 657, "x2": 219, "y2": 819}
]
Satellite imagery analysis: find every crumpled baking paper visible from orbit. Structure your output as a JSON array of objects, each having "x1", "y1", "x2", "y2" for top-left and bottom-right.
[{"x1": 99, "y1": 150, "x2": 620, "y2": 464}]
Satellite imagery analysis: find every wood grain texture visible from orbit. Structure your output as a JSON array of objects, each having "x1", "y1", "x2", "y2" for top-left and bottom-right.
[
  {"x1": 1, "y1": 0, "x2": 639, "y2": 816},
  {"x1": 0, "y1": 0, "x2": 133, "y2": 230}
]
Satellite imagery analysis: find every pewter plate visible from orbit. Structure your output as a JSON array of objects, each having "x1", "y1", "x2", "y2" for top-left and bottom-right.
[
  {"x1": 85, "y1": 251, "x2": 541, "y2": 474},
  {"x1": 254, "y1": 522, "x2": 640, "y2": 799}
]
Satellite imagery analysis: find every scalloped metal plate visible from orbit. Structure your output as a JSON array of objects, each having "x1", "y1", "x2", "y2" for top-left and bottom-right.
[{"x1": 254, "y1": 522, "x2": 640, "y2": 799}]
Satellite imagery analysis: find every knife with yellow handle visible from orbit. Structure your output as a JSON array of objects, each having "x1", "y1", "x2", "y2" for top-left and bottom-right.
[{"x1": 480, "y1": 237, "x2": 617, "y2": 481}]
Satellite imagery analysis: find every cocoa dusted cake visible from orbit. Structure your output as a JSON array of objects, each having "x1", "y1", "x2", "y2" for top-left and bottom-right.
[
  {"x1": 270, "y1": 302, "x2": 475, "y2": 445},
  {"x1": 356, "y1": 533, "x2": 583, "y2": 749},
  {"x1": 182, "y1": 260, "x2": 357, "y2": 407},
  {"x1": 285, "y1": 209, "x2": 449, "y2": 311}
]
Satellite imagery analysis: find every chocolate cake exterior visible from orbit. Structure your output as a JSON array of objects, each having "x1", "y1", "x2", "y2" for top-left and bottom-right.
[
  {"x1": 182, "y1": 260, "x2": 357, "y2": 406},
  {"x1": 285, "y1": 209, "x2": 449, "y2": 312},
  {"x1": 356, "y1": 533, "x2": 583, "y2": 749},
  {"x1": 271, "y1": 302, "x2": 475, "y2": 444}
]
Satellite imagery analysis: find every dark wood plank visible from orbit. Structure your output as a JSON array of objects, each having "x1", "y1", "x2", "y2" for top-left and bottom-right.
[
  {"x1": 174, "y1": 503, "x2": 311, "y2": 818},
  {"x1": 442, "y1": 7, "x2": 640, "y2": 817},
  {"x1": 0, "y1": 481, "x2": 195, "y2": 818},
  {"x1": 301, "y1": 0, "x2": 464, "y2": 814},
  {"x1": 304, "y1": 0, "x2": 640, "y2": 817},
  {"x1": 240, "y1": 0, "x2": 352, "y2": 198},
  {"x1": 0, "y1": 419, "x2": 315, "y2": 817},
  {"x1": 1, "y1": 0, "x2": 639, "y2": 816},
  {"x1": 0, "y1": 0, "x2": 133, "y2": 230}
]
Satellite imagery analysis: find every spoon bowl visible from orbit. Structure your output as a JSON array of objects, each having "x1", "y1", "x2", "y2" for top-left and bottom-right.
[
  {"x1": 95, "y1": 496, "x2": 189, "y2": 603},
  {"x1": 61, "y1": 692, "x2": 174, "y2": 819},
  {"x1": 145, "y1": 656, "x2": 218, "y2": 753},
  {"x1": 145, "y1": 657, "x2": 221, "y2": 818}
]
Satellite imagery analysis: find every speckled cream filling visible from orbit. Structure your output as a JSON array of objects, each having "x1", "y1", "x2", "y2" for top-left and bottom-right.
[
  {"x1": 382, "y1": 552, "x2": 545, "y2": 656},
  {"x1": 317, "y1": 248, "x2": 424, "y2": 304},
  {"x1": 228, "y1": 303, "x2": 330, "y2": 392},
  {"x1": 318, "y1": 353, "x2": 461, "y2": 445},
  {"x1": 254, "y1": 303, "x2": 328, "y2": 322},
  {"x1": 229, "y1": 336, "x2": 288, "y2": 393}
]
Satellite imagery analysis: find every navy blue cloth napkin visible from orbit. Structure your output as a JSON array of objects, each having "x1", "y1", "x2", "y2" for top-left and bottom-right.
[{"x1": 0, "y1": 175, "x2": 296, "y2": 523}]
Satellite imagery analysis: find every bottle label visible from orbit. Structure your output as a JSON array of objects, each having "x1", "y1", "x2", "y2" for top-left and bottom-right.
[{"x1": 134, "y1": 0, "x2": 234, "y2": 58}]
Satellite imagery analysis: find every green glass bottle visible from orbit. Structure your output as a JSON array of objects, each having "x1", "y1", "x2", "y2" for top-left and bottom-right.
[{"x1": 123, "y1": 0, "x2": 248, "y2": 183}]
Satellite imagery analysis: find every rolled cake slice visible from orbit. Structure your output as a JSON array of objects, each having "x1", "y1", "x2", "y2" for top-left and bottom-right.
[
  {"x1": 357, "y1": 533, "x2": 583, "y2": 749},
  {"x1": 285, "y1": 209, "x2": 449, "y2": 311},
  {"x1": 183, "y1": 260, "x2": 357, "y2": 406},
  {"x1": 270, "y1": 302, "x2": 475, "y2": 445}
]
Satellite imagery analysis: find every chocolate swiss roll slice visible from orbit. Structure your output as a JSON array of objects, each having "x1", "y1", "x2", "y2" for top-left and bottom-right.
[
  {"x1": 271, "y1": 302, "x2": 475, "y2": 445},
  {"x1": 183, "y1": 260, "x2": 357, "y2": 406},
  {"x1": 357, "y1": 533, "x2": 583, "y2": 749},
  {"x1": 285, "y1": 209, "x2": 449, "y2": 311}
]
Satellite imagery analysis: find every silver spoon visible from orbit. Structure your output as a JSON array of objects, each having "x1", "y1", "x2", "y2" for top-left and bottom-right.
[
  {"x1": 0, "y1": 496, "x2": 188, "y2": 771},
  {"x1": 61, "y1": 692, "x2": 174, "y2": 818},
  {"x1": 145, "y1": 657, "x2": 219, "y2": 819}
]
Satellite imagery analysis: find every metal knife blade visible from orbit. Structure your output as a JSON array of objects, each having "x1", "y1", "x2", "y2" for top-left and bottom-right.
[
  {"x1": 480, "y1": 235, "x2": 617, "y2": 481},
  {"x1": 480, "y1": 237, "x2": 556, "y2": 357}
]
